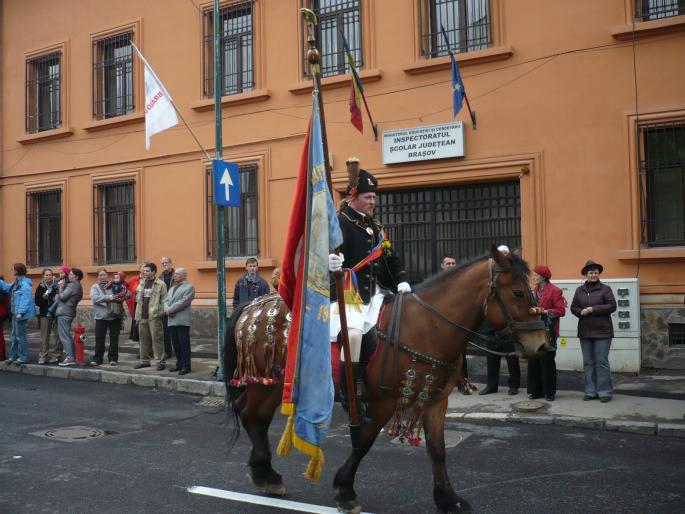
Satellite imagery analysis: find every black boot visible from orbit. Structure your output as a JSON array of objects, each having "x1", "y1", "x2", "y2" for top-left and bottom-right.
[
  {"x1": 352, "y1": 363, "x2": 371, "y2": 424},
  {"x1": 339, "y1": 363, "x2": 370, "y2": 424}
]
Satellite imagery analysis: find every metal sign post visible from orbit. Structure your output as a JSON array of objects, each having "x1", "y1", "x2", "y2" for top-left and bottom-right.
[{"x1": 214, "y1": 0, "x2": 227, "y2": 381}]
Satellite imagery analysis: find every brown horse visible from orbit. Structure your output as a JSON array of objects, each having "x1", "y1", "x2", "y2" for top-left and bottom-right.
[{"x1": 224, "y1": 246, "x2": 548, "y2": 513}]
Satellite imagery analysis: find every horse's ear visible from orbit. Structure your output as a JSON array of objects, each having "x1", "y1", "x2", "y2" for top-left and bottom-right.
[{"x1": 491, "y1": 244, "x2": 509, "y2": 267}]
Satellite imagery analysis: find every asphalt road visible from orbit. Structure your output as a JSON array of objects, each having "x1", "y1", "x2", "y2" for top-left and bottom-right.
[{"x1": 1, "y1": 373, "x2": 683, "y2": 514}]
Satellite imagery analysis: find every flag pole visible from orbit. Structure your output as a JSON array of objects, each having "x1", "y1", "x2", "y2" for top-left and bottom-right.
[
  {"x1": 131, "y1": 42, "x2": 213, "y2": 160},
  {"x1": 302, "y1": 8, "x2": 362, "y2": 448},
  {"x1": 438, "y1": 24, "x2": 477, "y2": 129},
  {"x1": 339, "y1": 28, "x2": 378, "y2": 141}
]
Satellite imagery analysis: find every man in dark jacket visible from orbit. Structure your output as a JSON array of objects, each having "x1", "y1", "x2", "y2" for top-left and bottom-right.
[
  {"x1": 232, "y1": 258, "x2": 270, "y2": 308},
  {"x1": 571, "y1": 260, "x2": 617, "y2": 402},
  {"x1": 160, "y1": 257, "x2": 176, "y2": 359},
  {"x1": 328, "y1": 164, "x2": 410, "y2": 414}
]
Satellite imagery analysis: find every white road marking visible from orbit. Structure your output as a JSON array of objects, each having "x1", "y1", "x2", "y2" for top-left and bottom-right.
[{"x1": 188, "y1": 485, "x2": 375, "y2": 513}]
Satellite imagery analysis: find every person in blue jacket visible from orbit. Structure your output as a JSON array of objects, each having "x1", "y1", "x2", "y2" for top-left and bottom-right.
[{"x1": 0, "y1": 262, "x2": 36, "y2": 364}]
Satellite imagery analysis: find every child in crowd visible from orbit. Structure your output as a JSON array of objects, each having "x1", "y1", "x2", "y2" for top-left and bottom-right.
[
  {"x1": 106, "y1": 272, "x2": 130, "y2": 318},
  {"x1": 47, "y1": 266, "x2": 71, "y2": 318}
]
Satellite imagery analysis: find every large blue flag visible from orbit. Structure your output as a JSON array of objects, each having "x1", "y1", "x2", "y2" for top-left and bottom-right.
[
  {"x1": 277, "y1": 96, "x2": 343, "y2": 481},
  {"x1": 440, "y1": 23, "x2": 465, "y2": 117}
]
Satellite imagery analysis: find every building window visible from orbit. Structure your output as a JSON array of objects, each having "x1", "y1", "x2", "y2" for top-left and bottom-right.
[
  {"x1": 419, "y1": 0, "x2": 490, "y2": 57},
  {"x1": 93, "y1": 181, "x2": 136, "y2": 264},
  {"x1": 669, "y1": 323, "x2": 685, "y2": 347},
  {"x1": 203, "y1": 1, "x2": 254, "y2": 98},
  {"x1": 639, "y1": 120, "x2": 685, "y2": 247},
  {"x1": 25, "y1": 52, "x2": 62, "y2": 133},
  {"x1": 92, "y1": 32, "x2": 134, "y2": 120},
  {"x1": 305, "y1": 0, "x2": 361, "y2": 78},
  {"x1": 206, "y1": 164, "x2": 259, "y2": 259},
  {"x1": 26, "y1": 190, "x2": 62, "y2": 267},
  {"x1": 376, "y1": 181, "x2": 520, "y2": 282},
  {"x1": 635, "y1": 0, "x2": 684, "y2": 21}
]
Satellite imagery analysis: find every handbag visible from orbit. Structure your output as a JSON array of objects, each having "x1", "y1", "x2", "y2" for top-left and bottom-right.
[{"x1": 108, "y1": 301, "x2": 125, "y2": 318}]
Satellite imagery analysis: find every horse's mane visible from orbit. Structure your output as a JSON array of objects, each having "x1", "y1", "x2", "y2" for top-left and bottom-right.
[{"x1": 415, "y1": 251, "x2": 530, "y2": 293}]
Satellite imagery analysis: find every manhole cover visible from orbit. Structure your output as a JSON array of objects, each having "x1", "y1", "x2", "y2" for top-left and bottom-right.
[
  {"x1": 511, "y1": 400, "x2": 546, "y2": 413},
  {"x1": 388, "y1": 429, "x2": 471, "y2": 448},
  {"x1": 196, "y1": 397, "x2": 225, "y2": 408},
  {"x1": 31, "y1": 426, "x2": 113, "y2": 442}
]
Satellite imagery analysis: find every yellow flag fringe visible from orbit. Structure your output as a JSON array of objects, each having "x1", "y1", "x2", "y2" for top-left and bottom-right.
[
  {"x1": 276, "y1": 403, "x2": 326, "y2": 482},
  {"x1": 276, "y1": 403, "x2": 295, "y2": 457}
]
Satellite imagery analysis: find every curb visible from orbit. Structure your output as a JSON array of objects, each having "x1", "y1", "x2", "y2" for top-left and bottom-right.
[
  {"x1": 0, "y1": 362, "x2": 226, "y2": 399},
  {"x1": 445, "y1": 411, "x2": 685, "y2": 439}
]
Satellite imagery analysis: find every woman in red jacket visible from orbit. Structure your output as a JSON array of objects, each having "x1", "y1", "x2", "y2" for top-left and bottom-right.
[
  {"x1": 527, "y1": 265, "x2": 567, "y2": 401},
  {"x1": 126, "y1": 269, "x2": 142, "y2": 342},
  {"x1": 0, "y1": 275, "x2": 8, "y2": 361}
]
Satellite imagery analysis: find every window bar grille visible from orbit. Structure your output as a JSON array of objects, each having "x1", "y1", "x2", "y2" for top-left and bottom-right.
[
  {"x1": 636, "y1": 0, "x2": 684, "y2": 21},
  {"x1": 25, "y1": 52, "x2": 61, "y2": 133},
  {"x1": 638, "y1": 121, "x2": 685, "y2": 247},
  {"x1": 26, "y1": 190, "x2": 62, "y2": 267},
  {"x1": 376, "y1": 181, "x2": 520, "y2": 282},
  {"x1": 419, "y1": 0, "x2": 491, "y2": 57},
  {"x1": 307, "y1": 0, "x2": 362, "y2": 77},
  {"x1": 93, "y1": 32, "x2": 134, "y2": 119},
  {"x1": 93, "y1": 181, "x2": 136, "y2": 264},
  {"x1": 203, "y1": 1, "x2": 254, "y2": 98},
  {"x1": 206, "y1": 164, "x2": 259, "y2": 259}
]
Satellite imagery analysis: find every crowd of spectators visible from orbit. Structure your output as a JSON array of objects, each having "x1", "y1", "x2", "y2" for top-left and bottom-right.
[{"x1": 0, "y1": 251, "x2": 616, "y2": 402}]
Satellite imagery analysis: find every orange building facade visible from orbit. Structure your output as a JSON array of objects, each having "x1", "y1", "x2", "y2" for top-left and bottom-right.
[{"x1": 1, "y1": 1, "x2": 684, "y2": 368}]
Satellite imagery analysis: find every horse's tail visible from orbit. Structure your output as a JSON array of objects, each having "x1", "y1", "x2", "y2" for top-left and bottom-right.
[{"x1": 224, "y1": 302, "x2": 248, "y2": 449}]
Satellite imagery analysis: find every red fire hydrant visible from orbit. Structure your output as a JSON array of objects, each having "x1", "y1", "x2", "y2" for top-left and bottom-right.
[{"x1": 74, "y1": 323, "x2": 86, "y2": 365}]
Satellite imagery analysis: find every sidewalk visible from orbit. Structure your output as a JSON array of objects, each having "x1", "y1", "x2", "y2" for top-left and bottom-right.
[{"x1": 2, "y1": 327, "x2": 684, "y2": 438}]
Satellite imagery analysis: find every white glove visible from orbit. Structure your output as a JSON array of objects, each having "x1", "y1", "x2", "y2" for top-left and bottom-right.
[
  {"x1": 329, "y1": 253, "x2": 344, "y2": 272},
  {"x1": 397, "y1": 282, "x2": 411, "y2": 293}
]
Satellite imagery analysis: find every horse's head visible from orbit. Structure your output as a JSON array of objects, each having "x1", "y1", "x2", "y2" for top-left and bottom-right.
[{"x1": 482, "y1": 245, "x2": 548, "y2": 358}]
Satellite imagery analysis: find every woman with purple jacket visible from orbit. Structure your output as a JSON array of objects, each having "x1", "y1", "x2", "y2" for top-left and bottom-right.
[{"x1": 571, "y1": 260, "x2": 617, "y2": 403}]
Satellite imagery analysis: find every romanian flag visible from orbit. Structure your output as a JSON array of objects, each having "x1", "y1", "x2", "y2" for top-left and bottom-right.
[
  {"x1": 440, "y1": 23, "x2": 465, "y2": 117},
  {"x1": 343, "y1": 34, "x2": 364, "y2": 133},
  {"x1": 277, "y1": 97, "x2": 343, "y2": 481}
]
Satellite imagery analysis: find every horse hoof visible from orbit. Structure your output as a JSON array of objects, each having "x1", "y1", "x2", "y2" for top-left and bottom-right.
[
  {"x1": 247, "y1": 472, "x2": 286, "y2": 497},
  {"x1": 336, "y1": 499, "x2": 362, "y2": 514},
  {"x1": 261, "y1": 482, "x2": 286, "y2": 496}
]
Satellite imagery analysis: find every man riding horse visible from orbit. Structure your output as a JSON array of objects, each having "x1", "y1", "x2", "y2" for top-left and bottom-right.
[{"x1": 328, "y1": 158, "x2": 412, "y2": 417}]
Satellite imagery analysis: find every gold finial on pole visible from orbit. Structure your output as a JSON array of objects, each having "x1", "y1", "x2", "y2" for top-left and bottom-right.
[{"x1": 301, "y1": 8, "x2": 321, "y2": 77}]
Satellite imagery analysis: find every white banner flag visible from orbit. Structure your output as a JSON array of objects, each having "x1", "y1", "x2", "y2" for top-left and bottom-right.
[{"x1": 132, "y1": 43, "x2": 178, "y2": 150}]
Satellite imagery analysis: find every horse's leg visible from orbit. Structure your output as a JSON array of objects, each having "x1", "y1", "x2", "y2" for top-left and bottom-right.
[
  {"x1": 423, "y1": 398, "x2": 472, "y2": 514},
  {"x1": 333, "y1": 398, "x2": 395, "y2": 514},
  {"x1": 241, "y1": 385, "x2": 286, "y2": 496}
]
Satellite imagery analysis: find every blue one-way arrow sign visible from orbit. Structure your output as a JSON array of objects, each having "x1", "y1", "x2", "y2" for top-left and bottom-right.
[{"x1": 212, "y1": 159, "x2": 240, "y2": 207}]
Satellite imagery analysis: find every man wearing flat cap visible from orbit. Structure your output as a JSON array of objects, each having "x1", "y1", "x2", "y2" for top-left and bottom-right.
[{"x1": 329, "y1": 161, "x2": 411, "y2": 417}]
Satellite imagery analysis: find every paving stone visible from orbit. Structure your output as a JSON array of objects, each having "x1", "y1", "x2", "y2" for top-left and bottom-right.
[
  {"x1": 156, "y1": 377, "x2": 177, "y2": 392},
  {"x1": 657, "y1": 423, "x2": 685, "y2": 438},
  {"x1": 605, "y1": 420, "x2": 656, "y2": 435},
  {"x1": 176, "y1": 379, "x2": 211, "y2": 396},
  {"x1": 130, "y1": 374, "x2": 157, "y2": 388},
  {"x1": 46, "y1": 367, "x2": 71, "y2": 379},
  {"x1": 70, "y1": 368, "x2": 101, "y2": 382},
  {"x1": 211, "y1": 381, "x2": 226, "y2": 398},
  {"x1": 554, "y1": 416, "x2": 605, "y2": 430},
  {"x1": 445, "y1": 412, "x2": 466, "y2": 419},
  {"x1": 23, "y1": 365, "x2": 47, "y2": 377},
  {"x1": 4, "y1": 364, "x2": 22, "y2": 373},
  {"x1": 101, "y1": 372, "x2": 131, "y2": 385}
]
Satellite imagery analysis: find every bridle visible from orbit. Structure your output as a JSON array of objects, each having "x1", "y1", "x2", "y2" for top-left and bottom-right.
[
  {"x1": 484, "y1": 258, "x2": 546, "y2": 339},
  {"x1": 408, "y1": 258, "x2": 545, "y2": 358}
]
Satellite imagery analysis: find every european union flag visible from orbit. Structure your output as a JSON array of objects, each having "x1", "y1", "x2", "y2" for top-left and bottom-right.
[{"x1": 440, "y1": 23, "x2": 465, "y2": 117}]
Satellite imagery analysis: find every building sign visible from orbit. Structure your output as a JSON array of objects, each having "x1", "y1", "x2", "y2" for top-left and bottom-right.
[{"x1": 382, "y1": 122, "x2": 464, "y2": 165}]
